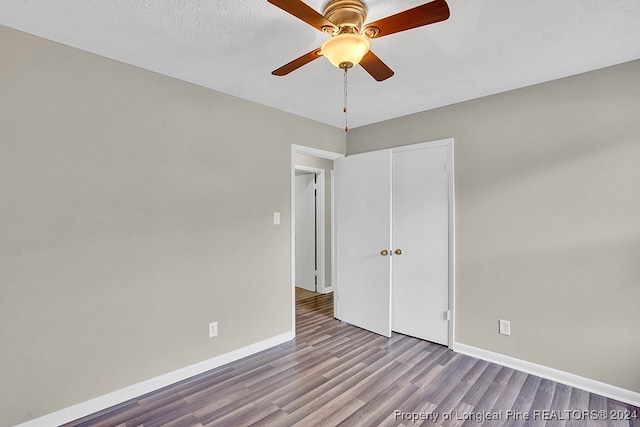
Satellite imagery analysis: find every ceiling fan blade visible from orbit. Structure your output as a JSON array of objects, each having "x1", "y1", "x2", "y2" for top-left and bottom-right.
[
  {"x1": 359, "y1": 51, "x2": 394, "y2": 82},
  {"x1": 272, "y1": 48, "x2": 322, "y2": 76},
  {"x1": 268, "y1": 0, "x2": 337, "y2": 32},
  {"x1": 363, "y1": 0, "x2": 450, "y2": 39}
]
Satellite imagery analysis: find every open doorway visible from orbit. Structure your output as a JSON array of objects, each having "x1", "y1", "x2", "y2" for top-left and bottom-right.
[
  {"x1": 294, "y1": 169, "x2": 319, "y2": 297},
  {"x1": 290, "y1": 145, "x2": 343, "y2": 334}
]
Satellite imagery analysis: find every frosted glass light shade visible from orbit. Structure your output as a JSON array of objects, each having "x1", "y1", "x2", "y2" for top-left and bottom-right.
[{"x1": 321, "y1": 33, "x2": 370, "y2": 68}]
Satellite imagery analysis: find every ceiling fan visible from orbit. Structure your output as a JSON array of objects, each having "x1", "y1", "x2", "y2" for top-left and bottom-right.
[{"x1": 268, "y1": 0, "x2": 450, "y2": 81}]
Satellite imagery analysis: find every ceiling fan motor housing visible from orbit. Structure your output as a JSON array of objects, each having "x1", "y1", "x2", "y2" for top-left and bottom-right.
[{"x1": 323, "y1": 0, "x2": 368, "y2": 33}]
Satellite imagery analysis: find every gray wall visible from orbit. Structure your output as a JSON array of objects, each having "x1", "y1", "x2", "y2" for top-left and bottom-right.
[
  {"x1": 348, "y1": 60, "x2": 640, "y2": 393},
  {"x1": 0, "y1": 26, "x2": 345, "y2": 426},
  {"x1": 294, "y1": 153, "x2": 334, "y2": 290}
]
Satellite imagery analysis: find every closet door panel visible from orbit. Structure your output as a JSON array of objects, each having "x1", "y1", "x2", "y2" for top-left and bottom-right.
[
  {"x1": 392, "y1": 146, "x2": 449, "y2": 345},
  {"x1": 335, "y1": 150, "x2": 392, "y2": 337}
]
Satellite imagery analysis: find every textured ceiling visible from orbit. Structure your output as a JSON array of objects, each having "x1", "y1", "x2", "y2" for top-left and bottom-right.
[{"x1": 2, "y1": 0, "x2": 640, "y2": 129}]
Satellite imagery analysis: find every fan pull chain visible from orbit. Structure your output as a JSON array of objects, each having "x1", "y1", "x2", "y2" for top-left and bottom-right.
[{"x1": 343, "y1": 67, "x2": 348, "y2": 132}]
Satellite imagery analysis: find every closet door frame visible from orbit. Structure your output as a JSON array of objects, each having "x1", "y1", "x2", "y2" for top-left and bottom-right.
[{"x1": 334, "y1": 138, "x2": 456, "y2": 347}]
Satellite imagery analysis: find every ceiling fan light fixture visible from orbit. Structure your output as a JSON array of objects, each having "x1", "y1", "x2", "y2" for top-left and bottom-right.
[{"x1": 321, "y1": 33, "x2": 370, "y2": 69}]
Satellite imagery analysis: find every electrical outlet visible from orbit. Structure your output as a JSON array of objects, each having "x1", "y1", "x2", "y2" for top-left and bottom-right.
[
  {"x1": 499, "y1": 319, "x2": 510, "y2": 336},
  {"x1": 208, "y1": 321, "x2": 218, "y2": 338}
]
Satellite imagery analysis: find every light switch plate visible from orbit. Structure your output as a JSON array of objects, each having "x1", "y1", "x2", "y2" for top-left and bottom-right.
[
  {"x1": 209, "y1": 321, "x2": 218, "y2": 338},
  {"x1": 499, "y1": 319, "x2": 510, "y2": 336}
]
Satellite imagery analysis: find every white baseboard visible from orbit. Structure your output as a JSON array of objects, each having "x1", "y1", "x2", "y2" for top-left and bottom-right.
[
  {"x1": 322, "y1": 286, "x2": 333, "y2": 294},
  {"x1": 453, "y1": 342, "x2": 640, "y2": 407},
  {"x1": 16, "y1": 332, "x2": 294, "y2": 427}
]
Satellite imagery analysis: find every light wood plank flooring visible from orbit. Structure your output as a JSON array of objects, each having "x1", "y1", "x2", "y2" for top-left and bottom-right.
[{"x1": 66, "y1": 293, "x2": 639, "y2": 426}]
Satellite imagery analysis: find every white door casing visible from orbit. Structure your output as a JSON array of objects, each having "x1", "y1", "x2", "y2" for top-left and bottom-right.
[{"x1": 335, "y1": 139, "x2": 454, "y2": 345}]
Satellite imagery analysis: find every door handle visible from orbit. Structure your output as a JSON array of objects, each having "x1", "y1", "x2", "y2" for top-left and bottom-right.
[
  {"x1": 380, "y1": 249, "x2": 389, "y2": 256},
  {"x1": 394, "y1": 249, "x2": 402, "y2": 256}
]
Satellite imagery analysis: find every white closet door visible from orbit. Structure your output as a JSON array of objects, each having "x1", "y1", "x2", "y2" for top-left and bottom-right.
[
  {"x1": 335, "y1": 150, "x2": 392, "y2": 337},
  {"x1": 295, "y1": 174, "x2": 316, "y2": 292},
  {"x1": 392, "y1": 145, "x2": 449, "y2": 345}
]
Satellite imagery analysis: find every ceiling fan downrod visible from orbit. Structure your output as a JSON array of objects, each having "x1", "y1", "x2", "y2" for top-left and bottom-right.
[{"x1": 343, "y1": 66, "x2": 349, "y2": 132}]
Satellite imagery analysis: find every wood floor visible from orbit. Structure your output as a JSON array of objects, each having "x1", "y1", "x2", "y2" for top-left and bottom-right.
[
  {"x1": 295, "y1": 286, "x2": 321, "y2": 301},
  {"x1": 66, "y1": 293, "x2": 639, "y2": 427}
]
